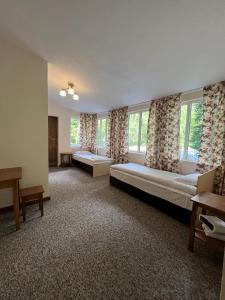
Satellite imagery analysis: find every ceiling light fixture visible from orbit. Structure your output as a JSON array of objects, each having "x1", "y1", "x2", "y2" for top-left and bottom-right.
[
  {"x1": 59, "y1": 89, "x2": 67, "y2": 97},
  {"x1": 67, "y1": 82, "x2": 75, "y2": 95},
  {"x1": 59, "y1": 82, "x2": 79, "y2": 101},
  {"x1": 73, "y1": 94, "x2": 79, "y2": 101}
]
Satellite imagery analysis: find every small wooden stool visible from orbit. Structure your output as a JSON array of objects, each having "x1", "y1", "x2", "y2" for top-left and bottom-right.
[{"x1": 20, "y1": 185, "x2": 44, "y2": 222}]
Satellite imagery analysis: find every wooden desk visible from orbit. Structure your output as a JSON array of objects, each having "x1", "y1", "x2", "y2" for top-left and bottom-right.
[
  {"x1": 188, "y1": 192, "x2": 225, "y2": 252},
  {"x1": 0, "y1": 167, "x2": 22, "y2": 230}
]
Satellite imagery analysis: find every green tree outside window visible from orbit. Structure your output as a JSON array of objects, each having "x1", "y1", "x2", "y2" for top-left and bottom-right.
[
  {"x1": 179, "y1": 101, "x2": 203, "y2": 161},
  {"x1": 70, "y1": 117, "x2": 80, "y2": 145},
  {"x1": 128, "y1": 111, "x2": 149, "y2": 152}
]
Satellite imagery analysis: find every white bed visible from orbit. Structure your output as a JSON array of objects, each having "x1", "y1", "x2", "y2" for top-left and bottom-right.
[
  {"x1": 110, "y1": 163, "x2": 216, "y2": 211},
  {"x1": 72, "y1": 151, "x2": 113, "y2": 177}
]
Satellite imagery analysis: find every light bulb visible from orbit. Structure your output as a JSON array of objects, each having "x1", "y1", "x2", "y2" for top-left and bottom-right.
[
  {"x1": 67, "y1": 88, "x2": 74, "y2": 95},
  {"x1": 59, "y1": 89, "x2": 66, "y2": 97},
  {"x1": 73, "y1": 94, "x2": 79, "y2": 101}
]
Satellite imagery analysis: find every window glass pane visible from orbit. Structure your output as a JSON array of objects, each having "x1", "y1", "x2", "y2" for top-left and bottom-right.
[
  {"x1": 70, "y1": 117, "x2": 80, "y2": 145},
  {"x1": 101, "y1": 118, "x2": 107, "y2": 147},
  {"x1": 187, "y1": 102, "x2": 203, "y2": 161},
  {"x1": 97, "y1": 118, "x2": 108, "y2": 148},
  {"x1": 129, "y1": 113, "x2": 140, "y2": 152},
  {"x1": 179, "y1": 104, "x2": 187, "y2": 159},
  {"x1": 140, "y1": 111, "x2": 149, "y2": 152}
]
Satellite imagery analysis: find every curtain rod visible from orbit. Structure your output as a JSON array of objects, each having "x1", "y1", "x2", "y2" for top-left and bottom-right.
[
  {"x1": 128, "y1": 86, "x2": 203, "y2": 109},
  {"x1": 97, "y1": 87, "x2": 203, "y2": 115}
]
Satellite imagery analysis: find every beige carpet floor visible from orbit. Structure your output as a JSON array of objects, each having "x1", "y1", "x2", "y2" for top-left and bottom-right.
[{"x1": 0, "y1": 167, "x2": 223, "y2": 300}]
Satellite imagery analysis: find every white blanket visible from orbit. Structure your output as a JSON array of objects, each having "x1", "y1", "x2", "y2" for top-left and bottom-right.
[
  {"x1": 73, "y1": 153, "x2": 113, "y2": 163},
  {"x1": 111, "y1": 163, "x2": 197, "y2": 195}
]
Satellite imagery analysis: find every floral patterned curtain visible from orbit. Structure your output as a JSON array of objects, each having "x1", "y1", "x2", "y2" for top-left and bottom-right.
[
  {"x1": 80, "y1": 113, "x2": 97, "y2": 152},
  {"x1": 106, "y1": 106, "x2": 128, "y2": 163},
  {"x1": 197, "y1": 81, "x2": 225, "y2": 195},
  {"x1": 145, "y1": 94, "x2": 181, "y2": 173}
]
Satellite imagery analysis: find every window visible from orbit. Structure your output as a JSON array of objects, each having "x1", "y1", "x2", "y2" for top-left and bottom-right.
[
  {"x1": 128, "y1": 111, "x2": 149, "y2": 152},
  {"x1": 97, "y1": 118, "x2": 108, "y2": 148},
  {"x1": 179, "y1": 100, "x2": 203, "y2": 161},
  {"x1": 70, "y1": 117, "x2": 80, "y2": 145}
]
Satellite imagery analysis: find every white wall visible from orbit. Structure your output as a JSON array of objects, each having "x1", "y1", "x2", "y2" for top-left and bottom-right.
[
  {"x1": 128, "y1": 152, "x2": 145, "y2": 164},
  {"x1": 97, "y1": 147, "x2": 146, "y2": 164},
  {"x1": 48, "y1": 102, "x2": 80, "y2": 164},
  {"x1": 0, "y1": 38, "x2": 48, "y2": 208}
]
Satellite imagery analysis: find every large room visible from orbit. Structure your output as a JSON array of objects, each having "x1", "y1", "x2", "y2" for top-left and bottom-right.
[{"x1": 0, "y1": 1, "x2": 225, "y2": 299}]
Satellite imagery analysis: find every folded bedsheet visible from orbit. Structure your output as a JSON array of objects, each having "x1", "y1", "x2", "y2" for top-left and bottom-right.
[
  {"x1": 199, "y1": 215, "x2": 225, "y2": 234},
  {"x1": 202, "y1": 224, "x2": 225, "y2": 241}
]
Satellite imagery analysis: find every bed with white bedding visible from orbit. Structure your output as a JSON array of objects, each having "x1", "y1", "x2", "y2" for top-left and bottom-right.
[
  {"x1": 72, "y1": 151, "x2": 113, "y2": 177},
  {"x1": 110, "y1": 163, "x2": 216, "y2": 213}
]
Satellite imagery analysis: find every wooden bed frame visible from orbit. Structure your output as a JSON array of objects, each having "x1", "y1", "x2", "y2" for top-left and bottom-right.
[
  {"x1": 196, "y1": 168, "x2": 217, "y2": 193},
  {"x1": 109, "y1": 168, "x2": 217, "y2": 224},
  {"x1": 72, "y1": 159, "x2": 111, "y2": 177},
  {"x1": 110, "y1": 176, "x2": 192, "y2": 224}
]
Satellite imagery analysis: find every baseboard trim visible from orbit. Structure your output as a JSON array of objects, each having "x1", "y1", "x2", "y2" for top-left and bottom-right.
[{"x1": 0, "y1": 196, "x2": 51, "y2": 212}]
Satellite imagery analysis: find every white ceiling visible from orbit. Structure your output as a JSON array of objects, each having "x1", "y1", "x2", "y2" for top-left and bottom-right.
[{"x1": 0, "y1": 0, "x2": 225, "y2": 113}]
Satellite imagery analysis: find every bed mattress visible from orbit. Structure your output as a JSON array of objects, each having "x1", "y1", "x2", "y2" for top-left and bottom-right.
[
  {"x1": 73, "y1": 153, "x2": 113, "y2": 166},
  {"x1": 110, "y1": 163, "x2": 196, "y2": 196},
  {"x1": 110, "y1": 163, "x2": 198, "y2": 210}
]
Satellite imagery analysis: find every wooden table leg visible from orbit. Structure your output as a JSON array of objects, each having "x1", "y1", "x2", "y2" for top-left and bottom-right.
[
  {"x1": 188, "y1": 202, "x2": 198, "y2": 252},
  {"x1": 202, "y1": 208, "x2": 207, "y2": 215},
  {"x1": 13, "y1": 180, "x2": 20, "y2": 230},
  {"x1": 40, "y1": 194, "x2": 44, "y2": 217}
]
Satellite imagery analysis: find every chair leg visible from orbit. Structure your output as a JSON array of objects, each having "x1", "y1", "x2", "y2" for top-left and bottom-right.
[
  {"x1": 22, "y1": 200, "x2": 26, "y2": 222},
  {"x1": 40, "y1": 195, "x2": 44, "y2": 217}
]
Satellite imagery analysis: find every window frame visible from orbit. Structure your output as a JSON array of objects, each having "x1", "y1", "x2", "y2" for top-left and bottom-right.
[
  {"x1": 97, "y1": 117, "x2": 108, "y2": 149},
  {"x1": 128, "y1": 109, "x2": 149, "y2": 153},
  {"x1": 70, "y1": 116, "x2": 80, "y2": 147},
  {"x1": 179, "y1": 98, "x2": 203, "y2": 162}
]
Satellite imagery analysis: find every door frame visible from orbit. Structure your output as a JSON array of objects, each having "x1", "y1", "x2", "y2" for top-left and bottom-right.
[{"x1": 48, "y1": 115, "x2": 58, "y2": 167}]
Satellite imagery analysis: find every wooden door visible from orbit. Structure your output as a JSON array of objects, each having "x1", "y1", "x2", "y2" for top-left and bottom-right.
[{"x1": 48, "y1": 116, "x2": 58, "y2": 167}]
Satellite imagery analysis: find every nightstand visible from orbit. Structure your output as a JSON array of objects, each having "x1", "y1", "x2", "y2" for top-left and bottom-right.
[
  {"x1": 188, "y1": 192, "x2": 225, "y2": 252},
  {"x1": 60, "y1": 152, "x2": 72, "y2": 167}
]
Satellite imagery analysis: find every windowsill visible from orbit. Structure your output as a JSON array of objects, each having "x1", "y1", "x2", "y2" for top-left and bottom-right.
[
  {"x1": 127, "y1": 154, "x2": 197, "y2": 163},
  {"x1": 180, "y1": 159, "x2": 197, "y2": 163},
  {"x1": 128, "y1": 151, "x2": 145, "y2": 155},
  {"x1": 70, "y1": 144, "x2": 81, "y2": 147}
]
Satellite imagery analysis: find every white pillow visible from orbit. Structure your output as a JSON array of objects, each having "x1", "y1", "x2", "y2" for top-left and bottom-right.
[
  {"x1": 174, "y1": 173, "x2": 200, "y2": 187},
  {"x1": 75, "y1": 150, "x2": 92, "y2": 155}
]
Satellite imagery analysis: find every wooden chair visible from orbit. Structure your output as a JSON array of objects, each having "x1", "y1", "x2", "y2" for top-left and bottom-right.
[{"x1": 20, "y1": 186, "x2": 44, "y2": 222}]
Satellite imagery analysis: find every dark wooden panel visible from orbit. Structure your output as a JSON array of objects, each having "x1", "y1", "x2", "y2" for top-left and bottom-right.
[{"x1": 48, "y1": 116, "x2": 58, "y2": 167}]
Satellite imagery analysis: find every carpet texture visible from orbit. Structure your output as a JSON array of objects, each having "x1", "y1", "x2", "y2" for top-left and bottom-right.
[{"x1": 0, "y1": 168, "x2": 223, "y2": 300}]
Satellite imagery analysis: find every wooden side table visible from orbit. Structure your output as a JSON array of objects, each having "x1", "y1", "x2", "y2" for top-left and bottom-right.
[
  {"x1": 60, "y1": 152, "x2": 72, "y2": 167},
  {"x1": 188, "y1": 192, "x2": 225, "y2": 252},
  {"x1": 0, "y1": 167, "x2": 22, "y2": 230}
]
